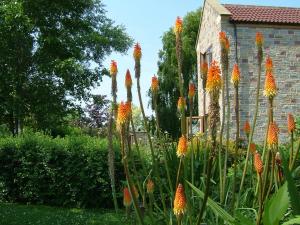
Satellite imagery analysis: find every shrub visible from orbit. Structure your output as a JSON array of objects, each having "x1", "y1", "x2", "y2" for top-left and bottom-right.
[{"x1": 0, "y1": 132, "x2": 124, "y2": 208}]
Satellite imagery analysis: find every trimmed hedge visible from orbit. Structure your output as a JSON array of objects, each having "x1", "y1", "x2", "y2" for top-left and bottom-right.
[{"x1": 0, "y1": 132, "x2": 124, "y2": 208}]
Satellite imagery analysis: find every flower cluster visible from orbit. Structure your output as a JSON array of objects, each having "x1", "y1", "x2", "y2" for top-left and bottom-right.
[
  {"x1": 125, "y1": 69, "x2": 132, "y2": 88},
  {"x1": 200, "y1": 62, "x2": 208, "y2": 79},
  {"x1": 231, "y1": 64, "x2": 241, "y2": 87},
  {"x1": 188, "y1": 83, "x2": 196, "y2": 99},
  {"x1": 110, "y1": 60, "x2": 118, "y2": 76},
  {"x1": 206, "y1": 61, "x2": 222, "y2": 93},
  {"x1": 243, "y1": 120, "x2": 251, "y2": 137},
  {"x1": 219, "y1": 31, "x2": 230, "y2": 51},
  {"x1": 133, "y1": 43, "x2": 142, "y2": 61},
  {"x1": 117, "y1": 101, "x2": 132, "y2": 129},
  {"x1": 287, "y1": 113, "x2": 296, "y2": 133},
  {"x1": 173, "y1": 183, "x2": 186, "y2": 216},
  {"x1": 267, "y1": 122, "x2": 279, "y2": 149},
  {"x1": 254, "y1": 152, "x2": 263, "y2": 175},
  {"x1": 147, "y1": 179, "x2": 154, "y2": 194},
  {"x1": 177, "y1": 135, "x2": 188, "y2": 157},
  {"x1": 151, "y1": 76, "x2": 159, "y2": 94},
  {"x1": 174, "y1": 16, "x2": 183, "y2": 35},
  {"x1": 123, "y1": 187, "x2": 132, "y2": 207},
  {"x1": 255, "y1": 32, "x2": 264, "y2": 48},
  {"x1": 264, "y1": 71, "x2": 277, "y2": 98},
  {"x1": 177, "y1": 97, "x2": 186, "y2": 112},
  {"x1": 265, "y1": 56, "x2": 273, "y2": 73},
  {"x1": 250, "y1": 143, "x2": 256, "y2": 154}
]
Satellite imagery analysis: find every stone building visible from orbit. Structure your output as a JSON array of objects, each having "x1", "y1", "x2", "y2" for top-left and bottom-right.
[{"x1": 196, "y1": 0, "x2": 300, "y2": 142}]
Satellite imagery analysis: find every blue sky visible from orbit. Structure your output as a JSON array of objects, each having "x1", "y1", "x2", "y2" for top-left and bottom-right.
[{"x1": 95, "y1": 0, "x2": 300, "y2": 115}]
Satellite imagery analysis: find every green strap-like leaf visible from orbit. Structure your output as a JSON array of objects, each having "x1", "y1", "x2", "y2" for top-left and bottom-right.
[
  {"x1": 281, "y1": 216, "x2": 300, "y2": 225},
  {"x1": 263, "y1": 182, "x2": 289, "y2": 225}
]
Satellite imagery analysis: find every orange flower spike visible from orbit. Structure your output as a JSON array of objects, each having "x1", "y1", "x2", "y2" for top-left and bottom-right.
[
  {"x1": 125, "y1": 69, "x2": 132, "y2": 88},
  {"x1": 287, "y1": 113, "x2": 296, "y2": 134},
  {"x1": 265, "y1": 56, "x2": 273, "y2": 73},
  {"x1": 249, "y1": 143, "x2": 256, "y2": 154},
  {"x1": 188, "y1": 83, "x2": 196, "y2": 99},
  {"x1": 123, "y1": 187, "x2": 132, "y2": 207},
  {"x1": 151, "y1": 76, "x2": 159, "y2": 93},
  {"x1": 231, "y1": 64, "x2": 241, "y2": 87},
  {"x1": 243, "y1": 120, "x2": 251, "y2": 137},
  {"x1": 110, "y1": 60, "x2": 118, "y2": 76},
  {"x1": 267, "y1": 122, "x2": 279, "y2": 148},
  {"x1": 225, "y1": 37, "x2": 230, "y2": 51},
  {"x1": 174, "y1": 16, "x2": 183, "y2": 35},
  {"x1": 173, "y1": 183, "x2": 187, "y2": 216},
  {"x1": 206, "y1": 61, "x2": 222, "y2": 93},
  {"x1": 177, "y1": 135, "x2": 188, "y2": 157},
  {"x1": 200, "y1": 62, "x2": 208, "y2": 77},
  {"x1": 256, "y1": 32, "x2": 264, "y2": 48},
  {"x1": 147, "y1": 179, "x2": 154, "y2": 194},
  {"x1": 133, "y1": 43, "x2": 142, "y2": 61},
  {"x1": 254, "y1": 152, "x2": 264, "y2": 174},
  {"x1": 117, "y1": 102, "x2": 128, "y2": 127},
  {"x1": 264, "y1": 71, "x2": 277, "y2": 98},
  {"x1": 177, "y1": 97, "x2": 186, "y2": 112},
  {"x1": 219, "y1": 31, "x2": 227, "y2": 47}
]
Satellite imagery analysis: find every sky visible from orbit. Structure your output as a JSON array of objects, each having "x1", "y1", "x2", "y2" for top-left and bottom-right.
[{"x1": 95, "y1": 0, "x2": 300, "y2": 116}]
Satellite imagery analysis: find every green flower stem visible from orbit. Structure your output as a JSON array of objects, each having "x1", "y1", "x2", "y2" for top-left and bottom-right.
[
  {"x1": 291, "y1": 138, "x2": 300, "y2": 170},
  {"x1": 289, "y1": 132, "x2": 294, "y2": 169},
  {"x1": 238, "y1": 45, "x2": 263, "y2": 201},
  {"x1": 120, "y1": 127, "x2": 145, "y2": 225},
  {"x1": 136, "y1": 76, "x2": 167, "y2": 218},
  {"x1": 189, "y1": 98, "x2": 195, "y2": 200},
  {"x1": 256, "y1": 174, "x2": 263, "y2": 225}
]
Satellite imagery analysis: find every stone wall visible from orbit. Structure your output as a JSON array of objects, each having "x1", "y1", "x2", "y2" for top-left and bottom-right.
[
  {"x1": 197, "y1": 2, "x2": 300, "y2": 143},
  {"x1": 221, "y1": 21, "x2": 300, "y2": 143}
]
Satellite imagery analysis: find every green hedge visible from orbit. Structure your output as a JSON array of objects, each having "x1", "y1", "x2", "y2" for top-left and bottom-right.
[{"x1": 0, "y1": 132, "x2": 124, "y2": 208}]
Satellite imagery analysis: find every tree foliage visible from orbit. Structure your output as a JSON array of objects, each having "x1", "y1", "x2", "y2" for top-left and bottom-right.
[
  {"x1": 0, "y1": 0, "x2": 132, "y2": 135},
  {"x1": 155, "y1": 9, "x2": 201, "y2": 138}
]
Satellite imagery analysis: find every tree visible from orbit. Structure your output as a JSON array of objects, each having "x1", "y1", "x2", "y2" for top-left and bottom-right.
[
  {"x1": 154, "y1": 9, "x2": 201, "y2": 138},
  {"x1": 0, "y1": 0, "x2": 132, "y2": 135}
]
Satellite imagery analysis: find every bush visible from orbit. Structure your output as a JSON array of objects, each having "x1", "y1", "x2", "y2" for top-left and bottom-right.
[{"x1": 0, "y1": 132, "x2": 124, "y2": 208}]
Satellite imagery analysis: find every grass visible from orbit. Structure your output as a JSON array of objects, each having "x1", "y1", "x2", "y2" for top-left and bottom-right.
[{"x1": 0, "y1": 203, "x2": 127, "y2": 225}]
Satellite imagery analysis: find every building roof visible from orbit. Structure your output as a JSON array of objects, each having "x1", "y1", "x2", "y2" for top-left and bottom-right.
[{"x1": 223, "y1": 4, "x2": 300, "y2": 25}]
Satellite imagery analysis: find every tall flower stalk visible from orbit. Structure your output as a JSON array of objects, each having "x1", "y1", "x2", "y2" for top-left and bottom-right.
[
  {"x1": 231, "y1": 63, "x2": 241, "y2": 211},
  {"x1": 287, "y1": 113, "x2": 295, "y2": 169},
  {"x1": 188, "y1": 82, "x2": 196, "y2": 190},
  {"x1": 196, "y1": 61, "x2": 222, "y2": 225},
  {"x1": 134, "y1": 43, "x2": 167, "y2": 217},
  {"x1": 239, "y1": 32, "x2": 264, "y2": 196},
  {"x1": 219, "y1": 31, "x2": 230, "y2": 204},
  {"x1": 117, "y1": 101, "x2": 145, "y2": 225},
  {"x1": 108, "y1": 60, "x2": 118, "y2": 212},
  {"x1": 174, "y1": 16, "x2": 186, "y2": 135},
  {"x1": 262, "y1": 56, "x2": 277, "y2": 201},
  {"x1": 254, "y1": 152, "x2": 264, "y2": 225}
]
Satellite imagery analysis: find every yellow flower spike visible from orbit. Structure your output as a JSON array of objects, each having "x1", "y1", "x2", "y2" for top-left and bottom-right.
[
  {"x1": 188, "y1": 83, "x2": 196, "y2": 99},
  {"x1": 110, "y1": 60, "x2": 118, "y2": 76},
  {"x1": 123, "y1": 187, "x2": 132, "y2": 207},
  {"x1": 256, "y1": 32, "x2": 264, "y2": 48},
  {"x1": 263, "y1": 71, "x2": 277, "y2": 98},
  {"x1": 231, "y1": 63, "x2": 241, "y2": 87},
  {"x1": 173, "y1": 183, "x2": 186, "y2": 216},
  {"x1": 133, "y1": 43, "x2": 142, "y2": 61},
  {"x1": 287, "y1": 113, "x2": 296, "y2": 134},
  {"x1": 206, "y1": 61, "x2": 222, "y2": 93},
  {"x1": 116, "y1": 101, "x2": 131, "y2": 130},
  {"x1": 265, "y1": 56, "x2": 273, "y2": 73},
  {"x1": 146, "y1": 179, "x2": 154, "y2": 194},
  {"x1": 267, "y1": 122, "x2": 279, "y2": 148},
  {"x1": 174, "y1": 16, "x2": 183, "y2": 35},
  {"x1": 151, "y1": 76, "x2": 159, "y2": 94},
  {"x1": 177, "y1": 97, "x2": 186, "y2": 112},
  {"x1": 177, "y1": 135, "x2": 188, "y2": 157},
  {"x1": 254, "y1": 152, "x2": 263, "y2": 175},
  {"x1": 125, "y1": 69, "x2": 132, "y2": 88}
]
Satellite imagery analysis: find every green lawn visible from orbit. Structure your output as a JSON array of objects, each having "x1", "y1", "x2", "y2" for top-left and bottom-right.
[{"x1": 0, "y1": 203, "x2": 127, "y2": 225}]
